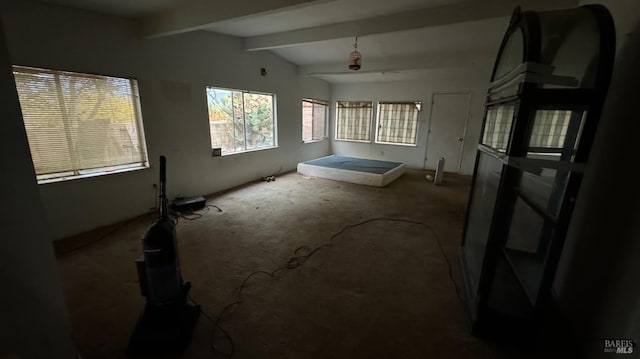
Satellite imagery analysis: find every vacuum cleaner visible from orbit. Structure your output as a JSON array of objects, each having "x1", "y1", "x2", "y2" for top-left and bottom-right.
[{"x1": 128, "y1": 155, "x2": 200, "y2": 354}]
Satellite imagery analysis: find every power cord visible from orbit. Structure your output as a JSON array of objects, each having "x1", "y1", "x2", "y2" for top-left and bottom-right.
[
  {"x1": 170, "y1": 204, "x2": 223, "y2": 224},
  {"x1": 188, "y1": 295, "x2": 235, "y2": 358},
  {"x1": 204, "y1": 217, "x2": 464, "y2": 357}
]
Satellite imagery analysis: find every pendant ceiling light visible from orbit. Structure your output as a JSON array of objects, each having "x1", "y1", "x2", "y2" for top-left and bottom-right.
[{"x1": 348, "y1": 36, "x2": 361, "y2": 71}]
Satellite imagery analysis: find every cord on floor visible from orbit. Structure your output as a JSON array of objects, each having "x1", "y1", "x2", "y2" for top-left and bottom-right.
[
  {"x1": 203, "y1": 217, "x2": 464, "y2": 357},
  {"x1": 170, "y1": 203, "x2": 223, "y2": 224},
  {"x1": 188, "y1": 294, "x2": 235, "y2": 358}
]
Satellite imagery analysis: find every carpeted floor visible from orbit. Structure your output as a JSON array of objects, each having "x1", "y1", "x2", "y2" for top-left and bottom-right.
[{"x1": 55, "y1": 169, "x2": 564, "y2": 358}]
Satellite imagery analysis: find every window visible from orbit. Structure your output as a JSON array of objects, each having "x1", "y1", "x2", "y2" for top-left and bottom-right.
[
  {"x1": 482, "y1": 104, "x2": 516, "y2": 151},
  {"x1": 375, "y1": 102, "x2": 421, "y2": 145},
  {"x1": 302, "y1": 99, "x2": 328, "y2": 142},
  {"x1": 13, "y1": 66, "x2": 148, "y2": 184},
  {"x1": 206, "y1": 87, "x2": 276, "y2": 155},
  {"x1": 335, "y1": 101, "x2": 373, "y2": 142}
]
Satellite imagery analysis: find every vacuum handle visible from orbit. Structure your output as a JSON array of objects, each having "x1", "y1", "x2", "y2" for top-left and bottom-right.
[
  {"x1": 160, "y1": 155, "x2": 166, "y2": 184},
  {"x1": 159, "y1": 155, "x2": 168, "y2": 218}
]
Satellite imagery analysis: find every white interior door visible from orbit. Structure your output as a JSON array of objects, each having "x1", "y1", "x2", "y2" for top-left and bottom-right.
[{"x1": 424, "y1": 92, "x2": 470, "y2": 173}]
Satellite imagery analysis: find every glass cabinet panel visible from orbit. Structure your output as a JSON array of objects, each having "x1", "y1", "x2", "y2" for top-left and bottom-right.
[
  {"x1": 482, "y1": 104, "x2": 516, "y2": 151},
  {"x1": 460, "y1": 5, "x2": 614, "y2": 336},
  {"x1": 462, "y1": 152, "x2": 503, "y2": 296},
  {"x1": 538, "y1": 7, "x2": 602, "y2": 89},
  {"x1": 494, "y1": 28, "x2": 524, "y2": 81},
  {"x1": 526, "y1": 109, "x2": 587, "y2": 161}
]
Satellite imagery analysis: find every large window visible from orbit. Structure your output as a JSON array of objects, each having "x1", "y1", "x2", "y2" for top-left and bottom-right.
[
  {"x1": 335, "y1": 101, "x2": 373, "y2": 142},
  {"x1": 206, "y1": 87, "x2": 276, "y2": 155},
  {"x1": 13, "y1": 66, "x2": 148, "y2": 184},
  {"x1": 302, "y1": 99, "x2": 328, "y2": 142},
  {"x1": 375, "y1": 101, "x2": 421, "y2": 145}
]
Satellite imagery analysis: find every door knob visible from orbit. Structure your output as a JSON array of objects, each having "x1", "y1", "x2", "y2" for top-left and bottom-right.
[{"x1": 457, "y1": 137, "x2": 464, "y2": 141}]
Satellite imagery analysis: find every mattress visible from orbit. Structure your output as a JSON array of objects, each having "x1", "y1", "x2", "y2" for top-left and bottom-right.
[{"x1": 297, "y1": 155, "x2": 406, "y2": 187}]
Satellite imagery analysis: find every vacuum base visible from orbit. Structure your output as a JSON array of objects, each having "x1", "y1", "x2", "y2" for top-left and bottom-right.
[{"x1": 127, "y1": 300, "x2": 200, "y2": 355}]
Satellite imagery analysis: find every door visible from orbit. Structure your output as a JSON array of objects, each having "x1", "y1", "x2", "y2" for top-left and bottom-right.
[{"x1": 425, "y1": 92, "x2": 470, "y2": 173}]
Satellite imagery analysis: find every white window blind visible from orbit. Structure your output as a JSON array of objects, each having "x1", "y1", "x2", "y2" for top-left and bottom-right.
[
  {"x1": 375, "y1": 102, "x2": 421, "y2": 145},
  {"x1": 335, "y1": 101, "x2": 373, "y2": 141},
  {"x1": 13, "y1": 66, "x2": 148, "y2": 183}
]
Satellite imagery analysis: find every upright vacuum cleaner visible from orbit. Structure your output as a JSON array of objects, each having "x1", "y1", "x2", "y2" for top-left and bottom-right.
[{"x1": 128, "y1": 155, "x2": 200, "y2": 354}]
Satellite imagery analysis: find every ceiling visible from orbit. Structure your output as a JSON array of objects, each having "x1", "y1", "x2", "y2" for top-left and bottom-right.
[
  {"x1": 36, "y1": 0, "x2": 580, "y2": 83},
  {"x1": 204, "y1": 0, "x2": 465, "y2": 37}
]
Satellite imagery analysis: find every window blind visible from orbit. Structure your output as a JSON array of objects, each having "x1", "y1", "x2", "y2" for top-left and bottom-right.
[
  {"x1": 336, "y1": 101, "x2": 372, "y2": 141},
  {"x1": 376, "y1": 102, "x2": 421, "y2": 145},
  {"x1": 13, "y1": 66, "x2": 148, "y2": 181}
]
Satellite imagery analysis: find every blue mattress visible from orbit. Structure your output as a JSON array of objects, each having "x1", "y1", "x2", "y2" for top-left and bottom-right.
[{"x1": 302, "y1": 155, "x2": 403, "y2": 174}]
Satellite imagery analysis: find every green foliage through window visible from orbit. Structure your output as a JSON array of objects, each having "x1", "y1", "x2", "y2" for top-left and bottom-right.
[{"x1": 206, "y1": 87, "x2": 275, "y2": 154}]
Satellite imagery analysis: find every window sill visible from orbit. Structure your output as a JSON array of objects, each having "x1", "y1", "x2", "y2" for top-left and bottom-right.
[
  {"x1": 219, "y1": 146, "x2": 279, "y2": 157},
  {"x1": 374, "y1": 141, "x2": 418, "y2": 147},
  {"x1": 38, "y1": 164, "x2": 149, "y2": 184},
  {"x1": 303, "y1": 138, "x2": 328, "y2": 144},
  {"x1": 334, "y1": 138, "x2": 372, "y2": 144}
]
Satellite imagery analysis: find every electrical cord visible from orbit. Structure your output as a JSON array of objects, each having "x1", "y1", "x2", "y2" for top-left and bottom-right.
[
  {"x1": 170, "y1": 203, "x2": 223, "y2": 224},
  {"x1": 188, "y1": 294, "x2": 235, "y2": 358},
  {"x1": 205, "y1": 217, "x2": 464, "y2": 357},
  {"x1": 208, "y1": 204, "x2": 223, "y2": 212},
  {"x1": 58, "y1": 202, "x2": 222, "y2": 254}
]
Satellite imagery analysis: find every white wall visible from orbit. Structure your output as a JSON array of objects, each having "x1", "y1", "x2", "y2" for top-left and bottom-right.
[
  {"x1": 1, "y1": 0, "x2": 330, "y2": 239},
  {"x1": 329, "y1": 66, "x2": 493, "y2": 175},
  {"x1": 0, "y1": 15, "x2": 75, "y2": 358},
  {"x1": 552, "y1": 0, "x2": 640, "y2": 355}
]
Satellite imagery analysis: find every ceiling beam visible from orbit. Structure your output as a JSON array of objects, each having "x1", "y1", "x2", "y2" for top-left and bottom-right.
[
  {"x1": 245, "y1": 0, "x2": 579, "y2": 51},
  {"x1": 141, "y1": 0, "x2": 331, "y2": 38},
  {"x1": 298, "y1": 52, "x2": 495, "y2": 76}
]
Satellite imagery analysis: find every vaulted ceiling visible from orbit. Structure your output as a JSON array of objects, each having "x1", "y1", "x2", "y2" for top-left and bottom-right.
[{"x1": 39, "y1": 0, "x2": 580, "y2": 82}]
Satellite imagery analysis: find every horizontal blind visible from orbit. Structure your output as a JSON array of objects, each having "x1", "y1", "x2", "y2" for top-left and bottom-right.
[
  {"x1": 336, "y1": 101, "x2": 372, "y2": 141},
  {"x1": 376, "y1": 102, "x2": 420, "y2": 144},
  {"x1": 13, "y1": 66, "x2": 147, "y2": 178}
]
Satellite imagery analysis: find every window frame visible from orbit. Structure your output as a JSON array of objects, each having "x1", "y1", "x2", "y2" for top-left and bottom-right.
[
  {"x1": 301, "y1": 98, "x2": 329, "y2": 143},
  {"x1": 374, "y1": 101, "x2": 422, "y2": 147},
  {"x1": 12, "y1": 65, "x2": 150, "y2": 184},
  {"x1": 334, "y1": 100, "x2": 374, "y2": 143},
  {"x1": 205, "y1": 86, "x2": 278, "y2": 156}
]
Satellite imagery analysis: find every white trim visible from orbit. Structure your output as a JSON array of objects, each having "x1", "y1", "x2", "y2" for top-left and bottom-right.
[
  {"x1": 302, "y1": 98, "x2": 329, "y2": 142},
  {"x1": 375, "y1": 141, "x2": 417, "y2": 147},
  {"x1": 220, "y1": 145, "x2": 279, "y2": 157},
  {"x1": 38, "y1": 164, "x2": 148, "y2": 184},
  {"x1": 373, "y1": 100, "x2": 422, "y2": 146},
  {"x1": 334, "y1": 100, "x2": 374, "y2": 142},
  {"x1": 303, "y1": 138, "x2": 328, "y2": 144},
  {"x1": 334, "y1": 138, "x2": 371, "y2": 144},
  {"x1": 206, "y1": 86, "x2": 277, "y2": 153}
]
